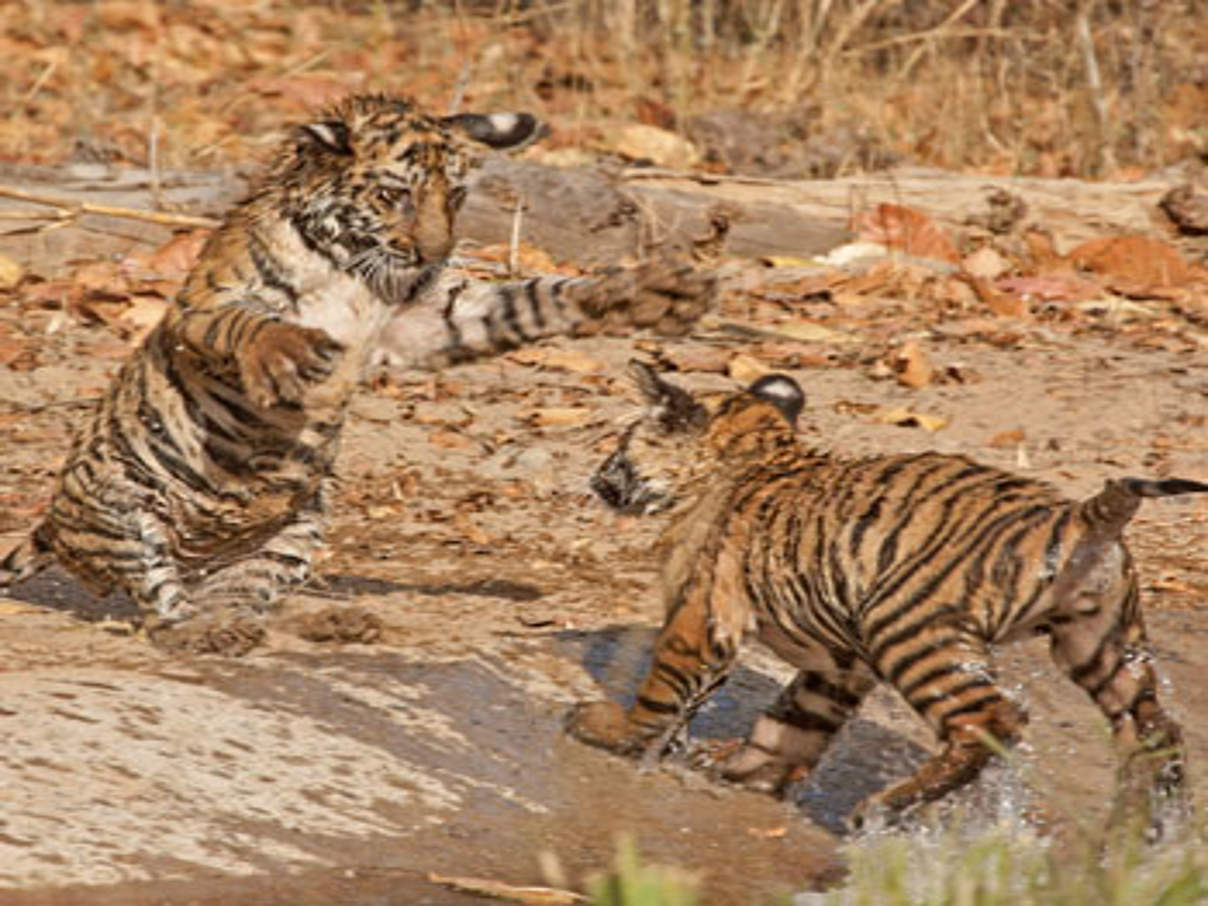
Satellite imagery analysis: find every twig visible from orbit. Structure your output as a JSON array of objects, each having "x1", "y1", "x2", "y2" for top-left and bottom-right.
[
  {"x1": 620, "y1": 167, "x2": 796, "y2": 187},
  {"x1": 0, "y1": 185, "x2": 219, "y2": 229}
]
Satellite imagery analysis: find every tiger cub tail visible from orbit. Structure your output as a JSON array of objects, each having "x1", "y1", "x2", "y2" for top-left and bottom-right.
[
  {"x1": 377, "y1": 260, "x2": 718, "y2": 369},
  {"x1": 0, "y1": 531, "x2": 53, "y2": 591},
  {"x1": 1082, "y1": 476, "x2": 1208, "y2": 537}
]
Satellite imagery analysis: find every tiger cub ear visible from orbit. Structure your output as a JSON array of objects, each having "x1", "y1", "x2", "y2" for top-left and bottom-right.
[
  {"x1": 442, "y1": 112, "x2": 542, "y2": 151},
  {"x1": 746, "y1": 374, "x2": 805, "y2": 426},
  {"x1": 626, "y1": 359, "x2": 708, "y2": 434},
  {"x1": 297, "y1": 120, "x2": 354, "y2": 156}
]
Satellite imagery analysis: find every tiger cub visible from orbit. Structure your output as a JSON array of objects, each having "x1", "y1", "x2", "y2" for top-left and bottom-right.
[
  {"x1": 0, "y1": 96, "x2": 716, "y2": 655},
  {"x1": 569, "y1": 361, "x2": 1203, "y2": 832}
]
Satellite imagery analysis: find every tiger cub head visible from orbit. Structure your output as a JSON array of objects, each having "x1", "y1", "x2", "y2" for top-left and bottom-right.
[
  {"x1": 591, "y1": 360, "x2": 805, "y2": 515},
  {"x1": 264, "y1": 94, "x2": 539, "y2": 295}
]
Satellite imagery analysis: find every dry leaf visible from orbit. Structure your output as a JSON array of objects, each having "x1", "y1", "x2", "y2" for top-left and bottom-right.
[
  {"x1": 1067, "y1": 236, "x2": 1195, "y2": 296},
  {"x1": 509, "y1": 347, "x2": 605, "y2": 374},
  {"x1": 850, "y1": 203, "x2": 960, "y2": 264},
  {"x1": 524, "y1": 407, "x2": 590, "y2": 428},
  {"x1": 877, "y1": 407, "x2": 948, "y2": 432},
  {"x1": 960, "y1": 273, "x2": 1029, "y2": 318},
  {"x1": 988, "y1": 428, "x2": 1025, "y2": 448},
  {"x1": 428, "y1": 428, "x2": 475, "y2": 449},
  {"x1": 771, "y1": 321, "x2": 849, "y2": 343},
  {"x1": 0, "y1": 253, "x2": 22, "y2": 290},
  {"x1": 728, "y1": 353, "x2": 771, "y2": 384},
  {"x1": 119, "y1": 295, "x2": 168, "y2": 342},
  {"x1": 962, "y1": 246, "x2": 1010, "y2": 281},
  {"x1": 889, "y1": 340, "x2": 933, "y2": 389},
  {"x1": 761, "y1": 255, "x2": 819, "y2": 268},
  {"x1": 614, "y1": 123, "x2": 699, "y2": 168},
  {"x1": 128, "y1": 229, "x2": 212, "y2": 278},
  {"x1": 996, "y1": 274, "x2": 1101, "y2": 303},
  {"x1": 660, "y1": 347, "x2": 730, "y2": 373},
  {"x1": 746, "y1": 825, "x2": 788, "y2": 839}
]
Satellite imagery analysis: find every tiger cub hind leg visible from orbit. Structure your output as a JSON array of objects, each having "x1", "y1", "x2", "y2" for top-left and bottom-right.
[
  {"x1": 148, "y1": 512, "x2": 327, "y2": 656},
  {"x1": 712, "y1": 656, "x2": 877, "y2": 797},
  {"x1": 1047, "y1": 585, "x2": 1188, "y2": 839}
]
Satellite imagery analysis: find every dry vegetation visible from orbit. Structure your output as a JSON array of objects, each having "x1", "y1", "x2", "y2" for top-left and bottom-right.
[{"x1": 2, "y1": 0, "x2": 1207, "y2": 179}]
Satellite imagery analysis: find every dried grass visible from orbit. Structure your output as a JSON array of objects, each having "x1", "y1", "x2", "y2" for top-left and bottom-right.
[{"x1": 0, "y1": 0, "x2": 1205, "y2": 178}]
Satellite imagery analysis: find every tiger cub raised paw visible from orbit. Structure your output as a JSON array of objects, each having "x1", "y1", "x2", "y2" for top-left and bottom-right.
[{"x1": 236, "y1": 321, "x2": 346, "y2": 409}]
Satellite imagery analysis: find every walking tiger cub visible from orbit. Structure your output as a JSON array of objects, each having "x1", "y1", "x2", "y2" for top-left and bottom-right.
[
  {"x1": 0, "y1": 96, "x2": 716, "y2": 655},
  {"x1": 569, "y1": 361, "x2": 1202, "y2": 832}
]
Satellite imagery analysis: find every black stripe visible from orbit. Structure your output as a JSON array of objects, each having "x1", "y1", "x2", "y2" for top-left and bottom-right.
[
  {"x1": 248, "y1": 235, "x2": 301, "y2": 310},
  {"x1": 524, "y1": 278, "x2": 547, "y2": 329},
  {"x1": 635, "y1": 695, "x2": 681, "y2": 715}
]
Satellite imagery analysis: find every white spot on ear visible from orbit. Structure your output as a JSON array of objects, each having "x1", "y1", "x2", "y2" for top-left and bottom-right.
[{"x1": 486, "y1": 113, "x2": 520, "y2": 133}]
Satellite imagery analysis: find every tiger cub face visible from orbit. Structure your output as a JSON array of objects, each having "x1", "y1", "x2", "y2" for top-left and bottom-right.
[
  {"x1": 591, "y1": 360, "x2": 805, "y2": 514},
  {"x1": 265, "y1": 95, "x2": 538, "y2": 297}
]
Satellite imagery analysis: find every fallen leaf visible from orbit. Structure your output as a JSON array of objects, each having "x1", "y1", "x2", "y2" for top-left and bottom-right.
[
  {"x1": 1067, "y1": 235, "x2": 1195, "y2": 296},
  {"x1": 127, "y1": 229, "x2": 212, "y2": 278},
  {"x1": 960, "y1": 273, "x2": 1029, "y2": 318},
  {"x1": 988, "y1": 428, "x2": 1025, "y2": 448},
  {"x1": 761, "y1": 255, "x2": 819, "y2": 268},
  {"x1": 746, "y1": 825, "x2": 789, "y2": 839},
  {"x1": 119, "y1": 295, "x2": 168, "y2": 342},
  {"x1": 996, "y1": 274, "x2": 1101, "y2": 303},
  {"x1": 428, "y1": 428, "x2": 475, "y2": 448},
  {"x1": 660, "y1": 347, "x2": 730, "y2": 373},
  {"x1": 523, "y1": 407, "x2": 590, "y2": 428},
  {"x1": 0, "y1": 253, "x2": 22, "y2": 289},
  {"x1": 509, "y1": 347, "x2": 605, "y2": 374},
  {"x1": 728, "y1": 353, "x2": 771, "y2": 384},
  {"x1": 613, "y1": 123, "x2": 699, "y2": 168},
  {"x1": 888, "y1": 340, "x2": 933, "y2": 389},
  {"x1": 0, "y1": 331, "x2": 31, "y2": 367},
  {"x1": 850, "y1": 203, "x2": 960, "y2": 264},
  {"x1": 962, "y1": 246, "x2": 1010, "y2": 281},
  {"x1": 877, "y1": 407, "x2": 948, "y2": 431},
  {"x1": 771, "y1": 320, "x2": 850, "y2": 343}
]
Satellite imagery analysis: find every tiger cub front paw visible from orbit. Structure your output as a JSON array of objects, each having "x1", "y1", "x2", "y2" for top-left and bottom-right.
[
  {"x1": 240, "y1": 321, "x2": 345, "y2": 409},
  {"x1": 566, "y1": 701, "x2": 647, "y2": 755}
]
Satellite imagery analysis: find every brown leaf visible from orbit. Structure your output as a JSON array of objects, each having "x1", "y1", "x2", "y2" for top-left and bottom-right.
[
  {"x1": 428, "y1": 428, "x2": 475, "y2": 449},
  {"x1": 523, "y1": 407, "x2": 590, "y2": 428},
  {"x1": 888, "y1": 340, "x2": 932, "y2": 389},
  {"x1": 127, "y1": 229, "x2": 211, "y2": 279},
  {"x1": 0, "y1": 253, "x2": 22, "y2": 290},
  {"x1": 996, "y1": 274, "x2": 1101, "y2": 303},
  {"x1": 877, "y1": 407, "x2": 948, "y2": 431},
  {"x1": 659, "y1": 347, "x2": 731, "y2": 373},
  {"x1": 959, "y1": 273, "x2": 1029, "y2": 318},
  {"x1": 1067, "y1": 236, "x2": 1196, "y2": 297},
  {"x1": 988, "y1": 428, "x2": 1025, "y2": 448},
  {"x1": 850, "y1": 203, "x2": 960, "y2": 264},
  {"x1": 509, "y1": 347, "x2": 605, "y2": 374},
  {"x1": 0, "y1": 329, "x2": 31, "y2": 367},
  {"x1": 72, "y1": 260, "x2": 130, "y2": 298},
  {"x1": 728, "y1": 353, "x2": 771, "y2": 384}
]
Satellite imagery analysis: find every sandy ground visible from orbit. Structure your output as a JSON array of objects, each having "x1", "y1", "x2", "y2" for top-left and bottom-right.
[{"x1": 0, "y1": 166, "x2": 1206, "y2": 904}]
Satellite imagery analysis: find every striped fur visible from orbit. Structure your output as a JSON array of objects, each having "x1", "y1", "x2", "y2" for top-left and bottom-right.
[
  {"x1": 569, "y1": 362, "x2": 1202, "y2": 832},
  {"x1": 0, "y1": 97, "x2": 715, "y2": 655}
]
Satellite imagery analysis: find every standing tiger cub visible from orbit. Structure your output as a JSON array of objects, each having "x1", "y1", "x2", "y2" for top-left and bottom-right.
[
  {"x1": 0, "y1": 96, "x2": 715, "y2": 655},
  {"x1": 569, "y1": 361, "x2": 1203, "y2": 833}
]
